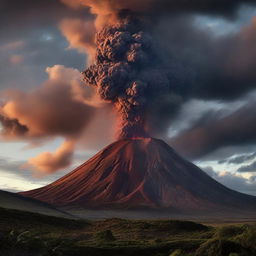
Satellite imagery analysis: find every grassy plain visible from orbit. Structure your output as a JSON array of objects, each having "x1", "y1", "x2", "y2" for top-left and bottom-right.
[{"x1": 0, "y1": 207, "x2": 255, "y2": 256}]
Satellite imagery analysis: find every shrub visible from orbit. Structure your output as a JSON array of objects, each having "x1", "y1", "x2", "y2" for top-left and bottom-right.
[
  {"x1": 216, "y1": 226, "x2": 245, "y2": 239},
  {"x1": 15, "y1": 231, "x2": 45, "y2": 251},
  {"x1": 195, "y1": 238, "x2": 247, "y2": 256},
  {"x1": 169, "y1": 249, "x2": 183, "y2": 256},
  {"x1": 156, "y1": 220, "x2": 208, "y2": 233},
  {"x1": 234, "y1": 224, "x2": 256, "y2": 251},
  {"x1": 154, "y1": 238, "x2": 162, "y2": 244},
  {"x1": 94, "y1": 230, "x2": 116, "y2": 242}
]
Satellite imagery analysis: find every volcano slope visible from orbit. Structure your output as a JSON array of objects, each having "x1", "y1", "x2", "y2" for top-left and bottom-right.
[{"x1": 20, "y1": 138, "x2": 256, "y2": 217}]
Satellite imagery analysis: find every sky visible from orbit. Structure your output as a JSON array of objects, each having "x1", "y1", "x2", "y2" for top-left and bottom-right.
[{"x1": 1, "y1": 0, "x2": 256, "y2": 196}]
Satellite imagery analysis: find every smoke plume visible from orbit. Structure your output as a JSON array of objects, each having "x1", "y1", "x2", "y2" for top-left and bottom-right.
[
  {"x1": 83, "y1": 12, "x2": 183, "y2": 138},
  {"x1": 64, "y1": 0, "x2": 256, "y2": 139},
  {"x1": 59, "y1": 18, "x2": 96, "y2": 62}
]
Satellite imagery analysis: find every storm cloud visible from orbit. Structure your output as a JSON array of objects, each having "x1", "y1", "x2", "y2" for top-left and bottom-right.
[
  {"x1": 237, "y1": 161, "x2": 256, "y2": 173},
  {"x1": 169, "y1": 99, "x2": 256, "y2": 159}
]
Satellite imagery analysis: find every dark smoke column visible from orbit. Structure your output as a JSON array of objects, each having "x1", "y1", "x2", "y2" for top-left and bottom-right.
[{"x1": 83, "y1": 13, "x2": 171, "y2": 139}]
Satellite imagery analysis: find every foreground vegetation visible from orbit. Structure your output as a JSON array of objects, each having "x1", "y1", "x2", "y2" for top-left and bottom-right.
[{"x1": 0, "y1": 207, "x2": 255, "y2": 256}]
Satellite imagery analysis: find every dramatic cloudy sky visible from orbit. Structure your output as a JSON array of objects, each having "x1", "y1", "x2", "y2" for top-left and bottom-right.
[{"x1": 1, "y1": 0, "x2": 256, "y2": 196}]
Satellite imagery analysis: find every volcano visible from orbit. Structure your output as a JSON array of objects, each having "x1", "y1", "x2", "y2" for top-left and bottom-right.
[{"x1": 20, "y1": 138, "x2": 256, "y2": 214}]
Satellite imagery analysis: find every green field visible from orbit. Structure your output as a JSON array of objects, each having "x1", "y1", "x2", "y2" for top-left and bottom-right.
[{"x1": 0, "y1": 207, "x2": 255, "y2": 256}]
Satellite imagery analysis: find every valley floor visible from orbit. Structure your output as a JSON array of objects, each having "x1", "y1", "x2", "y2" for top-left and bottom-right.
[
  {"x1": 64, "y1": 207, "x2": 256, "y2": 224},
  {"x1": 0, "y1": 207, "x2": 256, "y2": 256}
]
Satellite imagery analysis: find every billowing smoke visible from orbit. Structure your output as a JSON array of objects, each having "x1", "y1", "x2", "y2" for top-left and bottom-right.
[
  {"x1": 83, "y1": 12, "x2": 183, "y2": 138},
  {"x1": 59, "y1": 18, "x2": 96, "y2": 63},
  {"x1": 64, "y1": 0, "x2": 256, "y2": 139}
]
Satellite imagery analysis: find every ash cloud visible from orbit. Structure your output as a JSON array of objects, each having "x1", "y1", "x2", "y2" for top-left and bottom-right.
[
  {"x1": 59, "y1": 18, "x2": 96, "y2": 61},
  {"x1": 83, "y1": 12, "x2": 183, "y2": 138},
  {"x1": 62, "y1": 0, "x2": 256, "y2": 140}
]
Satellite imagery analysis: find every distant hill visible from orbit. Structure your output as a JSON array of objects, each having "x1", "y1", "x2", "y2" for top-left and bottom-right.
[{"x1": 0, "y1": 190, "x2": 72, "y2": 218}]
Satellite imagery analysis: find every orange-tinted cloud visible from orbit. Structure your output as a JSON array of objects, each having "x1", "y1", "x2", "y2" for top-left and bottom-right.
[
  {"x1": 0, "y1": 65, "x2": 97, "y2": 173},
  {"x1": 9, "y1": 55, "x2": 24, "y2": 65},
  {"x1": 1, "y1": 65, "x2": 94, "y2": 138},
  {"x1": 0, "y1": 114, "x2": 28, "y2": 137},
  {"x1": 60, "y1": 0, "x2": 256, "y2": 28},
  {"x1": 26, "y1": 140, "x2": 75, "y2": 174},
  {"x1": 59, "y1": 18, "x2": 96, "y2": 62},
  {"x1": 0, "y1": 41, "x2": 25, "y2": 51},
  {"x1": 224, "y1": 17, "x2": 256, "y2": 76},
  {"x1": 60, "y1": 0, "x2": 154, "y2": 28}
]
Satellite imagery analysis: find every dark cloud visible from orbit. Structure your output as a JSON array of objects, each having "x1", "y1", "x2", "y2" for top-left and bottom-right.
[
  {"x1": 194, "y1": 18, "x2": 256, "y2": 100},
  {"x1": 61, "y1": 0, "x2": 256, "y2": 18},
  {"x1": 169, "y1": 100, "x2": 256, "y2": 159},
  {"x1": 152, "y1": 15, "x2": 256, "y2": 102},
  {"x1": 237, "y1": 161, "x2": 256, "y2": 173},
  {"x1": 151, "y1": 0, "x2": 256, "y2": 16}
]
